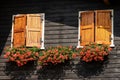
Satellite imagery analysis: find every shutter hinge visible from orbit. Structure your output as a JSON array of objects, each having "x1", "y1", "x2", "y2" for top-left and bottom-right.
[
  {"x1": 12, "y1": 39, "x2": 14, "y2": 44},
  {"x1": 110, "y1": 13, "x2": 113, "y2": 19},
  {"x1": 79, "y1": 36, "x2": 82, "y2": 42},
  {"x1": 41, "y1": 18, "x2": 43, "y2": 22},
  {"x1": 12, "y1": 20, "x2": 14, "y2": 23},
  {"x1": 41, "y1": 15, "x2": 44, "y2": 22},
  {"x1": 110, "y1": 14, "x2": 113, "y2": 18},
  {"x1": 40, "y1": 38, "x2": 43, "y2": 43},
  {"x1": 109, "y1": 35, "x2": 112, "y2": 42},
  {"x1": 79, "y1": 17, "x2": 81, "y2": 19}
]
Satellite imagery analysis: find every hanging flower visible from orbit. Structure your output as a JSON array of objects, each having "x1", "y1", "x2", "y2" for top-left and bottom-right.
[
  {"x1": 79, "y1": 42, "x2": 112, "y2": 62},
  {"x1": 4, "y1": 46, "x2": 41, "y2": 67},
  {"x1": 37, "y1": 45, "x2": 78, "y2": 66}
]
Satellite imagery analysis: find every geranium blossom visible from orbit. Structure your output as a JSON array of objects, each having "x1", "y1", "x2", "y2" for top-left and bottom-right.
[{"x1": 78, "y1": 42, "x2": 112, "y2": 62}]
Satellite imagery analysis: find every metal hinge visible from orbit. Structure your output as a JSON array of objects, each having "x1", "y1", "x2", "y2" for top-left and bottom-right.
[
  {"x1": 79, "y1": 36, "x2": 82, "y2": 42},
  {"x1": 11, "y1": 41, "x2": 13, "y2": 44},
  {"x1": 40, "y1": 38, "x2": 43, "y2": 43},
  {"x1": 110, "y1": 12, "x2": 113, "y2": 19},
  {"x1": 41, "y1": 14, "x2": 44, "y2": 22},
  {"x1": 79, "y1": 17, "x2": 81, "y2": 20},
  {"x1": 109, "y1": 35, "x2": 112, "y2": 42},
  {"x1": 12, "y1": 20, "x2": 14, "y2": 24}
]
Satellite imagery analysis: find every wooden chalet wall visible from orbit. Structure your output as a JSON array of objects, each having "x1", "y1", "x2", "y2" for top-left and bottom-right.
[{"x1": 0, "y1": 0, "x2": 120, "y2": 80}]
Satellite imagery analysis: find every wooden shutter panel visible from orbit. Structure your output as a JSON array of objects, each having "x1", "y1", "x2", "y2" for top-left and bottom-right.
[
  {"x1": 95, "y1": 10, "x2": 111, "y2": 45},
  {"x1": 13, "y1": 15, "x2": 26, "y2": 47},
  {"x1": 26, "y1": 14, "x2": 42, "y2": 47},
  {"x1": 80, "y1": 11, "x2": 94, "y2": 46}
]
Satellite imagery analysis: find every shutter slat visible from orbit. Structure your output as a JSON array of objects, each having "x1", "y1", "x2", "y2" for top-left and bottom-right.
[
  {"x1": 95, "y1": 10, "x2": 111, "y2": 44},
  {"x1": 80, "y1": 11, "x2": 94, "y2": 46},
  {"x1": 13, "y1": 15, "x2": 26, "y2": 47},
  {"x1": 26, "y1": 14, "x2": 42, "y2": 47}
]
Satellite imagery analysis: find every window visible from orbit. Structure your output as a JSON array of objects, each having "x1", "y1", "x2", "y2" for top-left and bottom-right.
[
  {"x1": 77, "y1": 10, "x2": 114, "y2": 48},
  {"x1": 11, "y1": 13, "x2": 45, "y2": 49}
]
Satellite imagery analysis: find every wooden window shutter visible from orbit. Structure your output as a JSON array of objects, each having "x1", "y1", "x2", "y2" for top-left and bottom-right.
[
  {"x1": 26, "y1": 14, "x2": 42, "y2": 47},
  {"x1": 95, "y1": 10, "x2": 112, "y2": 45},
  {"x1": 80, "y1": 11, "x2": 94, "y2": 46},
  {"x1": 13, "y1": 15, "x2": 26, "y2": 47}
]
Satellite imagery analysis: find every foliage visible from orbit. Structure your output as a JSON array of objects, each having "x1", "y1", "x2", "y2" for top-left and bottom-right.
[
  {"x1": 37, "y1": 45, "x2": 78, "y2": 66},
  {"x1": 4, "y1": 45, "x2": 78, "y2": 67},
  {"x1": 4, "y1": 46, "x2": 40, "y2": 67},
  {"x1": 4, "y1": 43, "x2": 112, "y2": 67},
  {"x1": 79, "y1": 42, "x2": 112, "y2": 62}
]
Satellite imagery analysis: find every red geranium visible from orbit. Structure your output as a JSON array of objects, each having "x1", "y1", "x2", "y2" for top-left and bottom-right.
[
  {"x1": 4, "y1": 46, "x2": 40, "y2": 67},
  {"x1": 79, "y1": 42, "x2": 112, "y2": 62},
  {"x1": 38, "y1": 45, "x2": 77, "y2": 66}
]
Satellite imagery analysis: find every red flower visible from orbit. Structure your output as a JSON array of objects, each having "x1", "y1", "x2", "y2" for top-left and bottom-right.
[
  {"x1": 37, "y1": 45, "x2": 78, "y2": 66},
  {"x1": 79, "y1": 42, "x2": 112, "y2": 62},
  {"x1": 4, "y1": 46, "x2": 40, "y2": 67},
  {"x1": 72, "y1": 53, "x2": 77, "y2": 59}
]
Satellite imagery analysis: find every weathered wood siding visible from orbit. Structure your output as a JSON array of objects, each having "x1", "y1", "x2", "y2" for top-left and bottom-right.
[{"x1": 0, "y1": 0, "x2": 120, "y2": 80}]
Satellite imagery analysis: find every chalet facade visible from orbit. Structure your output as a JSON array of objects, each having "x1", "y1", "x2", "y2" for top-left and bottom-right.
[{"x1": 0, "y1": 0, "x2": 120, "y2": 80}]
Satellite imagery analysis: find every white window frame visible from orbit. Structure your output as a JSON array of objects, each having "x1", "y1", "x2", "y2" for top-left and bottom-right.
[
  {"x1": 77, "y1": 10, "x2": 115, "y2": 48},
  {"x1": 11, "y1": 13, "x2": 45, "y2": 49}
]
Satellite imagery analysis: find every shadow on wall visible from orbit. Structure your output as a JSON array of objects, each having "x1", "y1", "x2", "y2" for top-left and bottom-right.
[
  {"x1": 4, "y1": 60, "x2": 72, "y2": 80},
  {"x1": 74, "y1": 56, "x2": 109, "y2": 78},
  {"x1": 4, "y1": 61, "x2": 37, "y2": 80},
  {"x1": 0, "y1": 13, "x2": 12, "y2": 55},
  {"x1": 37, "y1": 60, "x2": 72, "y2": 80},
  {"x1": 4, "y1": 58, "x2": 109, "y2": 79}
]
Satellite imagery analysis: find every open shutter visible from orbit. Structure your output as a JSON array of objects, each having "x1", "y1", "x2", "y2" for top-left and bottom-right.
[
  {"x1": 26, "y1": 14, "x2": 42, "y2": 47},
  {"x1": 95, "y1": 10, "x2": 111, "y2": 45},
  {"x1": 80, "y1": 11, "x2": 94, "y2": 46},
  {"x1": 13, "y1": 15, "x2": 26, "y2": 47}
]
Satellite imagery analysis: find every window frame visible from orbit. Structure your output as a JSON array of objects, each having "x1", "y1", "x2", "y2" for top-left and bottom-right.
[
  {"x1": 11, "y1": 13, "x2": 45, "y2": 49},
  {"x1": 77, "y1": 10, "x2": 115, "y2": 48}
]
